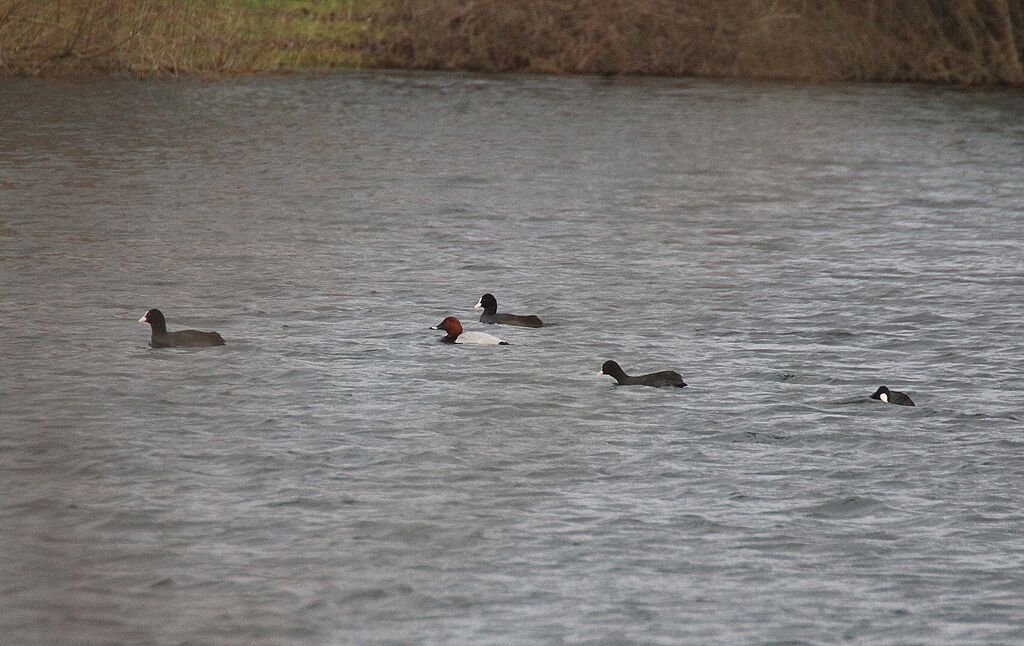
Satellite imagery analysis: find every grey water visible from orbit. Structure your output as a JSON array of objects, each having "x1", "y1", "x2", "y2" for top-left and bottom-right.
[{"x1": 2, "y1": 72, "x2": 1023, "y2": 644}]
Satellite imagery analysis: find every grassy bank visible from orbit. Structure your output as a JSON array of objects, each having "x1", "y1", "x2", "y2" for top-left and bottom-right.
[
  {"x1": 0, "y1": 0, "x2": 371, "y2": 77},
  {"x1": 2, "y1": 0, "x2": 1023, "y2": 85}
]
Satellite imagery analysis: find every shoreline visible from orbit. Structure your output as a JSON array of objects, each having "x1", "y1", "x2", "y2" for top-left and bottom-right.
[{"x1": 2, "y1": 1, "x2": 1022, "y2": 87}]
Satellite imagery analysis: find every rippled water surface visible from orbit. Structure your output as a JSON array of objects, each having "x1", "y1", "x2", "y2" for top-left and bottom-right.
[{"x1": 2, "y1": 73, "x2": 1024, "y2": 644}]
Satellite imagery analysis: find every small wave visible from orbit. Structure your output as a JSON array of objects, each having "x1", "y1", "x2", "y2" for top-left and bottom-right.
[
  {"x1": 459, "y1": 263, "x2": 506, "y2": 271},
  {"x1": 719, "y1": 431, "x2": 791, "y2": 443},
  {"x1": 951, "y1": 410, "x2": 1022, "y2": 422},
  {"x1": 794, "y1": 495, "x2": 888, "y2": 519},
  {"x1": 826, "y1": 397, "x2": 873, "y2": 406},
  {"x1": 334, "y1": 583, "x2": 414, "y2": 605},
  {"x1": 265, "y1": 497, "x2": 340, "y2": 510}
]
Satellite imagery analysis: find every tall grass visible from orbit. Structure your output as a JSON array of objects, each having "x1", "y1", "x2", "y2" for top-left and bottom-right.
[
  {"x1": 0, "y1": 0, "x2": 370, "y2": 77},
  {"x1": 365, "y1": 0, "x2": 1024, "y2": 85}
]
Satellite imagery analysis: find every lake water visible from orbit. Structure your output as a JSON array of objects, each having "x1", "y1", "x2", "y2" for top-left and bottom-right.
[{"x1": 2, "y1": 72, "x2": 1024, "y2": 644}]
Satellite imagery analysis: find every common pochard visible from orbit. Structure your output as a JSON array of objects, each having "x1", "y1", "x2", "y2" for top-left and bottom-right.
[{"x1": 432, "y1": 316, "x2": 509, "y2": 345}]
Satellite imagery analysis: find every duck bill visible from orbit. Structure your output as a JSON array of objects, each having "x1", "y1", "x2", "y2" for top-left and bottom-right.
[
  {"x1": 473, "y1": 301, "x2": 483, "y2": 309},
  {"x1": 138, "y1": 316, "x2": 147, "y2": 323}
]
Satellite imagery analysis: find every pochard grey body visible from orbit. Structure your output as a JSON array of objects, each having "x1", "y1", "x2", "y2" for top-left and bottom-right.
[{"x1": 432, "y1": 316, "x2": 509, "y2": 345}]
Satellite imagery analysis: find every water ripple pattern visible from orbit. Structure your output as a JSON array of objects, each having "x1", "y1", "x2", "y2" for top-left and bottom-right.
[{"x1": 2, "y1": 73, "x2": 1023, "y2": 644}]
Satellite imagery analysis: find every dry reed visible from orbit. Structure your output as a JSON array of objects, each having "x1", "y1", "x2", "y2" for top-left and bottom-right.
[
  {"x1": 2, "y1": 0, "x2": 1022, "y2": 84},
  {"x1": 365, "y1": 0, "x2": 1024, "y2": 85}
]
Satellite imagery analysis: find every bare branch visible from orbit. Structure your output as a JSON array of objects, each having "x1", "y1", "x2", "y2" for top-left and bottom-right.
[{"x1": 56, "y1": 0, "x2": 95, "y2": 59}]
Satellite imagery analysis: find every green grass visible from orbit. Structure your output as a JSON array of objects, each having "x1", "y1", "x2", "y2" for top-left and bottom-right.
[
  {"x1": 164, "y1": 0, "x2": 375, "y2": 73},
  {"x1": 0, "y1": 0, "x2": 376, "y2": 77}
]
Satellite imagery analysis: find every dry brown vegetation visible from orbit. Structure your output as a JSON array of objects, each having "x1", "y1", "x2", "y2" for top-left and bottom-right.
[
  {"x1": 366, "y1": 0, "x2": 1024, "y2": 85},
  {"x1": 2, "y1": 0, "x2": 1022, "y2": 84}
]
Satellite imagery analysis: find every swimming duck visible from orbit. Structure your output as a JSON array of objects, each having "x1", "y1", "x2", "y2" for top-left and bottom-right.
[
  {"x1": 138, "y1": 308, "x2": 225, "y2": 348},
  {"x1": 432, "y1": 316, "x2": 509, "y2": 345},
  {"x1": 600, "y1": 360, "x2": 686, "y2": 388},
  {"x1": 474, "y1": 293, "x2": 543, "y2": 328},
  {"x1": 870, "y1": 385, "x2": 915, "y2": 406}
]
